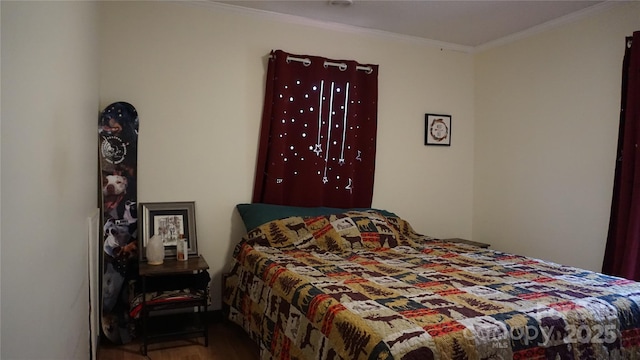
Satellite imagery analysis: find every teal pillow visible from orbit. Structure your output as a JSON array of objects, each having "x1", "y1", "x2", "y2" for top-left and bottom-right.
[{"x1": 236, "y1": 203, "x2": 397, "y2": 231}]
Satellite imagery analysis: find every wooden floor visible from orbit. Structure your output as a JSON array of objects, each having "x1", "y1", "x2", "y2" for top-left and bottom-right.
[{"x1": 97, "y1": 320, "x2": 259, "y2": 360}]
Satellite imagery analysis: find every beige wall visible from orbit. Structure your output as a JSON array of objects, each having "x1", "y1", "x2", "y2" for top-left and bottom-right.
[
  {"x1": 1, "y1": 1, "x2": 99, "y2": 358},
  {"x1": 473, "y1": 2, "x2": 640, "y2": 271},
  {"x1": 99, "y1": 1, "x2": 476, "y2": 308},
  {"x1": 0, "y1": 0, "x2": 637, "y2": 357}
]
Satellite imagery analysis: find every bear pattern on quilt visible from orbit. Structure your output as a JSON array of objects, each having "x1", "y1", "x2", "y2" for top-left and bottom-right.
[{"x1": 224, "y1": 210, "x2": 640, "y2": 360}]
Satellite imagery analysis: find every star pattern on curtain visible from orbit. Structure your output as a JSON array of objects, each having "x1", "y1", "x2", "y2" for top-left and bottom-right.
[{"x1": 253, "y1": 50, "x2": 378, "y2": 208}]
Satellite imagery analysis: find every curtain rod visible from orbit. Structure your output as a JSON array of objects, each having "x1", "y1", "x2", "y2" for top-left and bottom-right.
[{"x1": 284, "y1": 55, "x2": 373, "y2": 74}]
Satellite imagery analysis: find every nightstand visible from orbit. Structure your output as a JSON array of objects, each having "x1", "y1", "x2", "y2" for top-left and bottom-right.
[
  {"x1": 441, "y1": 238, "x2": 490, "y2": 248},
  {"x1": 138, "y1": 255, "x2": 210, "y2": 355}
]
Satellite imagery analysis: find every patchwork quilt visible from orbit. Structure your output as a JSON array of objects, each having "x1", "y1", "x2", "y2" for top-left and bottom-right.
[{"x1": 223, "y1": 210, "x2": 640, "y2": 360}]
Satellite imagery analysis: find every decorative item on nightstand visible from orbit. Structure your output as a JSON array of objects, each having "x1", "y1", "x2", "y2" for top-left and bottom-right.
[
  {"x1": 176, "y1": 234, "x2": 188, "y2": 261},
  {"x1": 139, "y1": 201, "x2": 198, "y2": 261},
  {"x1": 146, "y1": 235, "x2": 165, "y2": 265}
]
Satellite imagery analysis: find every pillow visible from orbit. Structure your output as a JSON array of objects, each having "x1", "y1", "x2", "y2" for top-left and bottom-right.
[
  {"x1": 236, "y1": 203, "x2": 397, "y2": 231},
  {"x1": 242, "y1": 210, "x2": 400, "y2": 251}
]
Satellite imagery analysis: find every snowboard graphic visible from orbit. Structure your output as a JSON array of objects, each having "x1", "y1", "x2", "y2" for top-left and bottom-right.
[{"x1": 98, "y1": 102, "x2": 139, "y2": 344}]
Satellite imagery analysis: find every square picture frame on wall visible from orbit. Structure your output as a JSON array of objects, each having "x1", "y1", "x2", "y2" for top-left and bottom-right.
[{"x1": 425, "y1": 114, "x2": 452, "y2": 146}]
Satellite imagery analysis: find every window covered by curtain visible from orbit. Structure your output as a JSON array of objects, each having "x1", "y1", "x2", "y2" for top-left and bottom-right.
[
  {"x1": 603, "y1": 31, "x2": 640, "y2": 281},
  {"x1": 252, "y1": 50, "x2": 379, "y2": 208}
]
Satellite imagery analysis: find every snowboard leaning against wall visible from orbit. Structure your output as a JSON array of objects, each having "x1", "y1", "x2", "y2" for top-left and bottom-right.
[{"x1": 98, "y1": 102, "x2": 139, "y2": 344}]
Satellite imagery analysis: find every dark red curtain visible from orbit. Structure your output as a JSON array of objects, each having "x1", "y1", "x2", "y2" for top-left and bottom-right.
[
  {"x1": 603, "y1": 31, "x2": 640, "y2": 280},
  {"x1": 252, "y1": 50, "x2": 379, "y2": 208}
]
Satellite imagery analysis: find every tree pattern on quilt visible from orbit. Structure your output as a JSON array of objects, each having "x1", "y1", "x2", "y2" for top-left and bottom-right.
[{"x1": 224, "y1": 210, "x2": 640, "y2": 360}]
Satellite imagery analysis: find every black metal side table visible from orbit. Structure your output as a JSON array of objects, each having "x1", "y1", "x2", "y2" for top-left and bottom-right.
[{"x1": 138, "y1": 255, "x2": 210, "y2": 355}]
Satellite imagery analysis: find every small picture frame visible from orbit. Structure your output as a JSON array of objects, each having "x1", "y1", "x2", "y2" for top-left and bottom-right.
[
  {"x1": 140, "y1": 201, "x2": 197, "y2": 261},
  {"x1": 425, "y1": 114, "x2": 452, "y2": 146}
]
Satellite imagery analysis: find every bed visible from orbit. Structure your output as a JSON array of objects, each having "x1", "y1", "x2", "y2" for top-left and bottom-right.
[{"x1": 223, "y1": 205, "x2": 640, "y2": 360}]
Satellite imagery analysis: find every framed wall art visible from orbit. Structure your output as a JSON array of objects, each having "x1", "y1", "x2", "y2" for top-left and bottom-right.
[
  {"x1": 140, "y1": 201, "x2": 197, "y2": 260},
  {"x1": 425, "y1": 113, "x2": 452, "y2": 146}
]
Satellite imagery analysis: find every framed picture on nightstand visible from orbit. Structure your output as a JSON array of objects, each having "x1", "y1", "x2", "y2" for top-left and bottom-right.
[{"x1": 140, "y1": 201, "x2": 198, "y2": 260}]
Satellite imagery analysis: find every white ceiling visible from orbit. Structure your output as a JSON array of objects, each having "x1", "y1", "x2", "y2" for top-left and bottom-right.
[{"x1": 213, "y1": 0, "x2": 610, "y2": 49}]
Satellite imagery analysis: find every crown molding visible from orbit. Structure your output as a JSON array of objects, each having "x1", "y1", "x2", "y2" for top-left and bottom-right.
[
  {"x1": 473, "y1": 1, "x2": 619, "y2": 53},
  {"x1": 179, "y1": 0, "x2": 618, "y2": 54},
  {"x1": 184, "y1": 1, "x2": 474, "y2": 53}
]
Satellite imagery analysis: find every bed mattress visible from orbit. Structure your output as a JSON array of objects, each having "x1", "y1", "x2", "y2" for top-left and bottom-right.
[{"x1": 224, "y1": 210, "x2": 640, "y2": 360}]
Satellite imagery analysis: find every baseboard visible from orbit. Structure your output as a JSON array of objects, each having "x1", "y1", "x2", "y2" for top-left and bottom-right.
[{"x1": 209, "y1": 309, "x2": 225, "y2": 323}]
